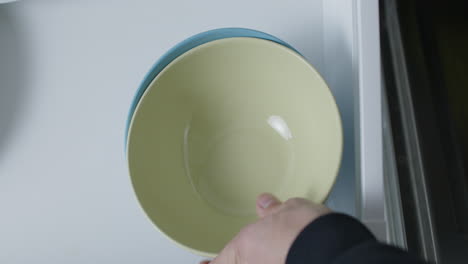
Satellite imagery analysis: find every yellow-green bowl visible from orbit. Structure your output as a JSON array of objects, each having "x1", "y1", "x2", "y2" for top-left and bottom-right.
[{"x1": 127, "y1": 36, "x2": 342, "y2": 257}]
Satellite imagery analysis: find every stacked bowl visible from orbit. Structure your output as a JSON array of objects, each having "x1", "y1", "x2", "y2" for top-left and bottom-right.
[{"x1": 125, "y1": 28, "x2": 342, "y2": 257}]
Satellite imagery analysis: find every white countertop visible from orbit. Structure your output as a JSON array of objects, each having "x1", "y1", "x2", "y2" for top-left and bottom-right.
[{"x1": 0, "y1": 1, "x2": 383, "y2": 263}]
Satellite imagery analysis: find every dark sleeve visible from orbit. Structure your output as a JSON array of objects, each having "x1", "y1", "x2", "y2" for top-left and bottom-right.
[{"x1": 286, "y1": 213, "x2": 426, "y2": 264}]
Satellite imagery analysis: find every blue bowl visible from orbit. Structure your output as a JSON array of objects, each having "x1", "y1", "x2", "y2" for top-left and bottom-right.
[{"x1": 125, "y1": 28, "x2": 299, "y2": 145}]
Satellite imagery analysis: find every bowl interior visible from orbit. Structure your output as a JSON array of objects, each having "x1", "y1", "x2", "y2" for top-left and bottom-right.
[{"x1": 127, "y1": 37, "x2": 342, "y2": 256}]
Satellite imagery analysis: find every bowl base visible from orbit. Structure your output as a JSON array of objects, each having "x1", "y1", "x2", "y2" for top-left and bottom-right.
[{"x1": 184, "y1": 118, "x2": 294, "y2": 216}]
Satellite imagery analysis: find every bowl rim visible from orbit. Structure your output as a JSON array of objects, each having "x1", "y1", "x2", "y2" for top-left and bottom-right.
[{"x1": 126, "y1": 34, "x2": 344, "y2": 258}]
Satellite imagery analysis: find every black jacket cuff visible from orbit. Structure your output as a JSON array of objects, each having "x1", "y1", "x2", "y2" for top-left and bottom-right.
[{"x1": 286, "y1": 213, "x2": 376, "y2": 264}]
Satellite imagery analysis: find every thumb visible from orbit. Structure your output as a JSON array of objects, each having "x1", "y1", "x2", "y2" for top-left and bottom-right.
[{"x1": 256, "y1": 193, "x2": 282, "y2": 218}]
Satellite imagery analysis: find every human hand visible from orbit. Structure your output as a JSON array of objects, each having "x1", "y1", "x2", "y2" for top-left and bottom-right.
[{"x1": 200, "y1": 193, "x2": 331, "y2": 264}]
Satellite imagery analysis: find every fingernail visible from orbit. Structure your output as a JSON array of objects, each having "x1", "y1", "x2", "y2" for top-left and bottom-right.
[{"x1": 258, "y1": 193, "x2": 275, "y2": 209}]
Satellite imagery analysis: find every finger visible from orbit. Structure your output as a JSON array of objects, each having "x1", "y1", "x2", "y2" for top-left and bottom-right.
[
  {"x1": 256, "y1": 193, "x2": 282, "y2": 218},
  {"x1": 209, "y1": 238, "x2": 240, "y2": 264}
]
